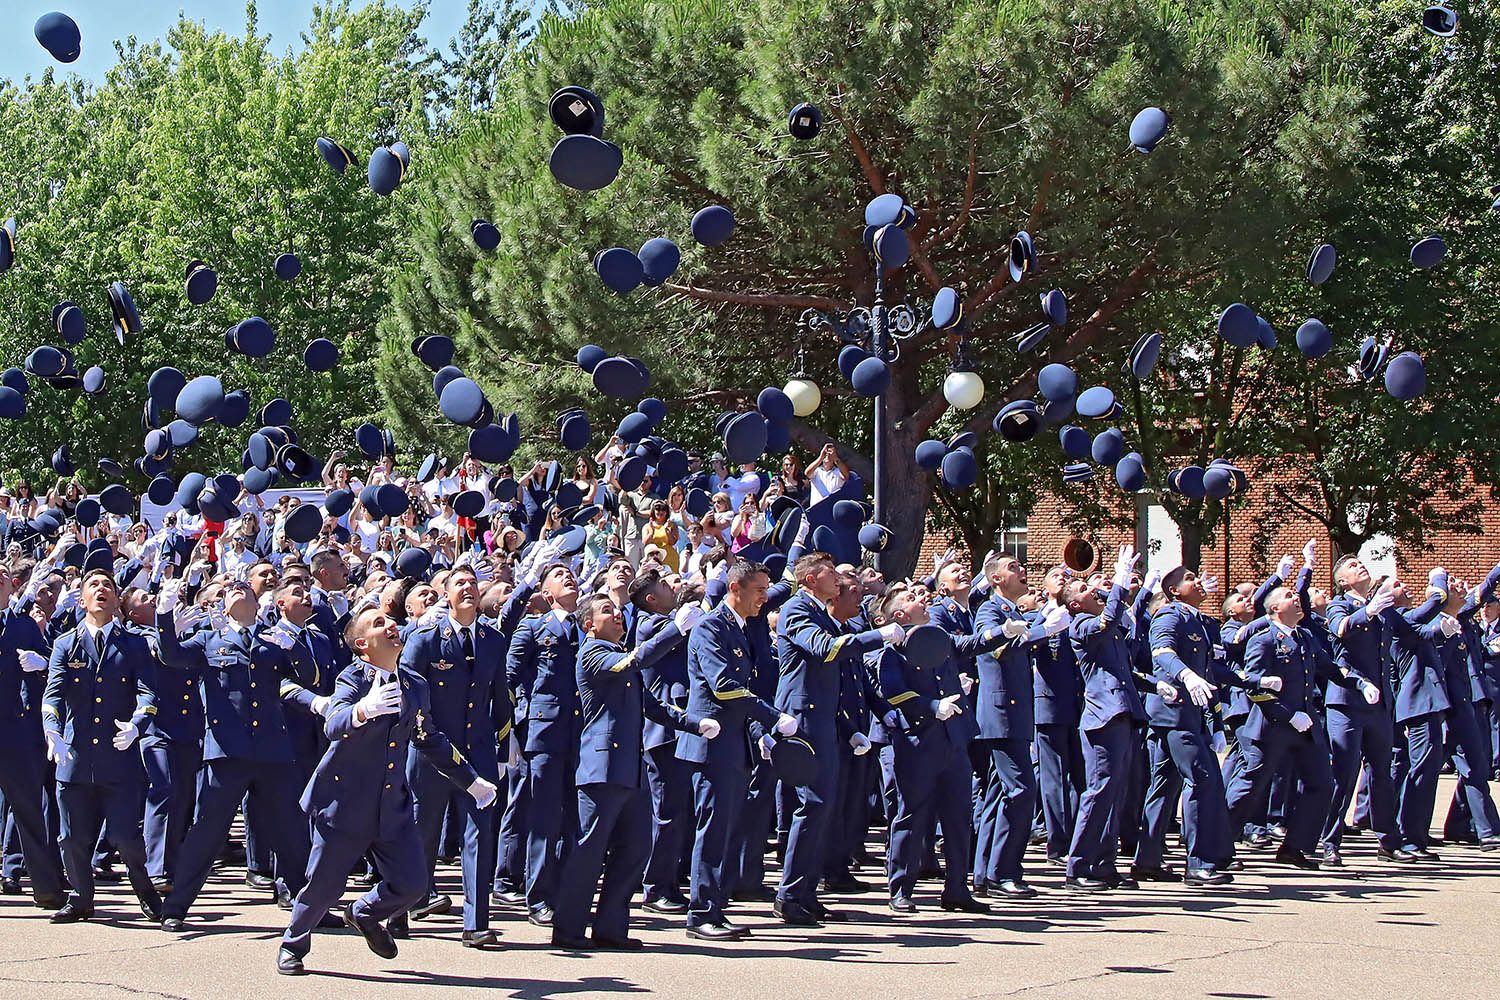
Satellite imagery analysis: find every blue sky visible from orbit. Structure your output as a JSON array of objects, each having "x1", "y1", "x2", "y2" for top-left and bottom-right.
[{"x1": 5, "y1": 2, "x2": 474, "y2": 85}]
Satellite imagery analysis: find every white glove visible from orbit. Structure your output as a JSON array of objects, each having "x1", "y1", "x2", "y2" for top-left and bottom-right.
[
  {"x1": 1202, "y1": 575, "x2": 1220, "y2": 595},
  {"x1": 958, "y1": 673, "x2": 974, "y2": 696},
  {"x1": 263, "y1": 622, "x2": 297, "y2": 649},
  {"x1": 1155, "y1": 679, "x2": 1179, "y2": 703},
  {"x1": 328, "y1": 592, "x2": 350, "y2": 617},
  {"x1": 698, "y1": 718, "x2": 721, "y2": 740},
  {"x1": 935, "y1": 694, "x2": 964, "y2": 721},
  {"x1": 1428, "y1": 567, "x2": 1446, "y2": 586},
  {"x1": 882, "y1": 710, "x2": 900, "y2": 730},
  {"x1": 173, "y1": 604, "x2": 206, "y2": 636},
  {"x1": 709, "y1": 560, "x2": 730, "y2": 585},
  {"x1": 849, "y1": 732, "x2": 871, "y2": 755},
  {"x1": 1302, "y1": 539, "x2": 1316, "y2": 569},
  {"x1": 1040, "y1": 603, "x2": 1072, "y2": 636},
  {"x1": 17, "y1": 649, "x2": 47, "y2": 673},
  {"x1": 1180, "y1": 668, "x2": 1217, "y2": 708},
  {"x1": 1276, "y1": 555, "x2": 1294, "y2": 580},
  {"x1": 673, "y1": 603, "x2": 705, "y2": 632},
  {"x1": 1112, "y1": 544, "x2": 1137, "y2": 583},
  {"x1": 418, "y1": 604, "x2": 446, "y2": 627},
  {"x1": 56, "y1": 584, "x2": 80, "y2": 615},
  {"x1": 157, "y1": 580, "x2": 181, "y2": 615},
  {"x1": 112, "y1": 719, "x2": 139, "y2": 751},
  {"x1": 1289, "y1": 711, "x2": 1313, "y2": 733},
  {"x1": 1001, "y1": 618, "x2": 1029, "y2": 640},
  {"x1": 1439, "y1": 614, "x2": 1461, "y2": 638},
  {"x1": 208, "y1": 608, "x2": 229, "y2": 632},
  {"x1": 311, "y1": 695, "x2": 332, "y2": 717},
  {"x1": 774, "y1": 713, "x2": 798, "y2": 736},
  {"x1": 468, "y1": 776, "x2": 498, "y2": 809},
  {"x1": 933, "y1": 547, "x2": 955, "y2": 576},
  {"x1": 1366, "y1": 582, "x2": 1395, "y2": 616},
  {"x1": 1259, "y1": 675, "x2": 1283, "y2": 693},
  {"x1": 355, "y1": 674, "x2": 402, "y2": 723},
  {"x1": 1358, "y1": 680, "x2": 1381, "y2": 705},
  {"x1": 759, "y1": 733, "x2": 775, "y2": 760},
  {"x1": 44, "y1": 729, "x2": 71, "y2": 764},
  {"x1": 878, "y1": 622, "x2": 905, "y2": 645},
  {"x1": 1141, "y1": 569, "x2": 1162, "y2": 596}
]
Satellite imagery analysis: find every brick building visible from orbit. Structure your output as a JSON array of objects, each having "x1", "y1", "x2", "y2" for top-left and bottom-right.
[{"x1": 919, "y1": 464, "x2": 1500, "y2": 591}]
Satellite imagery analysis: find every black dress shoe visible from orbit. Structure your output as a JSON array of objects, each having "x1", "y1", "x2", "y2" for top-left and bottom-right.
[
  {"x1": 343, "y1": 903, "x2": 398, "y2": 959},
  {"x1": 276, "y1": 947, "x2": 306, "y2": 976},
  {"x1": 462, "y1": 929, "x2": 499, "y2": 949},
  {"x1": 275, "y1": 886, "x2": 294, "y2": 910},
  {"x1": 160, "y1": 917, "x2": 185, "y2": 932},
  {"x1": 1184, "y1": 868, "x2": 1234, "y2": 887},
  {"x1": 1274, "y1": 847, "x2": 1320, "y2": 870},
  {"x1": 550, "y1": 932, "x2": 592, "y2": 950},
  {"x1": 940, "y1": 895, "x2": 991, "y2": 914},
  {"x1": 1345, "y1": 823, "x2": 1369, "y2": 837},
  {"x1": 50, "y1": 902, "x2": 93, "y2": 923},
  {"x1": 642, "y1": 896, "x2": 689, "y2": 914},
  {"x1": 992, "y1": 879, "x2": 1039, "y2": 899},
  {"x1": 0, "y1": 877, "x2": 21, "y2": 895},
  {"x1": 491, "y1": 889, "x2": 526, "y2": 907},
  {"x1": 1224, "y1": 859, "x2": 1245, "y2": 871},
  {"x1": 1377, "y1": 846, "x2": 1417, "y2": 864},
  {"x1": 1107, "y1": 876, "x2": 1139, "y2": 890},
  {"x1": 822, "y1": 876, "x2": 870, "y2": 893},
  {"x1": 807, "y1": 901, "x2": 848, "y2": 922},
  {"x1": 1064, "y1": 876, "x2": 1110, "y2": 893},
  {"x1": 527, "y1": 905, "x2": 554, "y2": 927},
  {"x1": 1244, "y1": 832, "x2": 1273, "y2": 849},
  {"x1": 1480, "y1": 837, "x2": 1500, "y2": 852},
  {"x1": 1129, "y1": 866, "x2": 1181, "y2": 883},
  {"x1": 592, "y1": 935, "x2": 644, "y2": 951},
  {"x1": 387, "y1": 916, "x2": 410, "y2": 939},
  {"x1": 351, "y1": 869, "x2": 379, "y2": 887},
  {"x1": 410, "y1": 892, "x2": 452, "y2": 920},
  {"x1": 1047, "y1": 855, "x2": 1068, "y2": 868},
  {"x1": 93, "y1": 865, "x2": 123, "y2": 884},
  {"x1": 1321, "y1": 845, "x2": 1344, "y2": 867},
  {"x1": 140, "y1": 898, "x2": 163, "y2": 922},
  {"x1": 730, "y1": 885, "x2": 776, "y2": 903},
  {"x1": 151, "y1": 880, "x2": 173, "y2": 896},
  {"x1": 686, "y1": 922, "x2": 747, "y2": 940},
  {"x1": 245, "y1": 871, "x2": 275, "y2": 890},
  {"x1": 1410, "y1": 848, "x2": 1441, "y2": 863},
  {"x1": 34, "y1": 894, "x2": 67, "y2": 910},
  {"x1": 1267, "y1": 824, "x2": 1288, "y2": 840},
  {"x1": 888, "y1": 894, "x2": 918, "y2": 914},
  {"x1": 772, "y1": 898, "x2": 821, "y2": 927}
]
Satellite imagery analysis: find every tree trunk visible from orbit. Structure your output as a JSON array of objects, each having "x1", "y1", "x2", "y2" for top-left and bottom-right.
[{"x1": 1179, "y1": 519, "x2": 1203, "y2": 573}]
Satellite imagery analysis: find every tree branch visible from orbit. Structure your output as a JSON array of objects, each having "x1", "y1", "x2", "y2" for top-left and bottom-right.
[{"x1": 660, "y1": 283, "x2": 844, "y2": 311}]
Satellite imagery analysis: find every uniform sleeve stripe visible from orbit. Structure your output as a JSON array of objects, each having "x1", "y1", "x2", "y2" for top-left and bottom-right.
[
  {"x1": 609, "y1": 652, "x2": 637, "y2": 673},
  {"x1": 823, "y1": 635, "x2": 850, "y2": 662},
  {"x1": 1150, "y1": 646, "x2": 1177, "y2": 657},
  {"x1": 41, "y1": 705, "x2": 59, "y2": 717},
  {"x1": 142, "y1": 705, "x2": 157, "y2": 716},
  {"x1": 1248, "y1": 692, "x2": 1277, "y2": 702},
  {"x1": 888, "y1": 691, "x2": 919, "y2": 705},
  {"x1": 711, "y1": 687, "x2": 752, "y2": 701}
]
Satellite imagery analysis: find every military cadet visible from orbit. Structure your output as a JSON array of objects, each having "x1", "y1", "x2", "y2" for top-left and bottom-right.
[
  {"x1": 1062, "y1": 547, "x2": 1152, "y2": 891},
  {"x1": 262, "y1": 579, "x2": 338, "y2": 783},
  {"x1": 773, "y1": 551, "x2": 903, "y2": 926},
  {"x1": 505, "y1": 557, "x2": 582, "y2": 925},
  {"x1": 41, "y1": 569, "x2": 162, "y2": 922},
  {"x1": 1480, "y1": 598, "x2": 1500, "y2": 776},
  {"x1": 1436, "y1": 570, "x2": 1500, "y2": 848},
  {"x1": 1139, "y1": 566, "x2": 1259, "y2": 885},
  {"x1": 1322, "y1": 558, "x2": 1406, "y2": 864},
  {"x1": 154, "y1": 577, "x2": 319, "y2": 930},
  {"x1": 1230, "y1": 583, "x2": 1379, "y2": 868},
  {"x1": 121, "y1": 586, "x2": 200, "y2": 894},
  {"x1": 629, "y1": 568, "x2": 697, "y2": 913},
  {"x1": 308, "y1": 549, "x2": 354, "y2": 668},
  {"x1": 550, "y1": 593, "x2": 713, "y2": 950},
  {"x1": 1031, "y1": 565, "x2": 1084, "y2": 868},
  {"x1": 0, "y1": 565, "x2": 67, "y2": 909},
  {"x1": 870, "y1": 583, "x2": 991, "y2": 913},
  {"x1": 275, "y1": 605, "x2": 496, "y2": 976},
  {"x1": 971, "y1": 552, "x2": 1070, "y2": 898},
  {"x1": 1389, "y1": 573, "x2": 1452, "y2": 859},
  {"x1": 396, "y1": 561, "x2": 529, "y2": 947},
  {"x1": 680, "y1": 560, "x2": 797, "y2": 940}
]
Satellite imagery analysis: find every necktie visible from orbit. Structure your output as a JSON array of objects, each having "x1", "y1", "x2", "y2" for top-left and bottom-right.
[
  {"x1": 88, "y1": 627, "x2": 102, "y2": 664},
  {"x1": 461, "y1": 626, "x2": 475, "y2": 663}
]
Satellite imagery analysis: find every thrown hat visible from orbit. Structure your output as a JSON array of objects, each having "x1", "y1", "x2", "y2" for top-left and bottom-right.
[
  {"x1": 273, "y1": 252, "x2": 301, "y2": 280},
  {"x1": 787, "y1": 102, "x2": 822, "y2": 140},
  {"x1": 82, "y1": 366, "x2": 105, "y2": 395},
  {"x1": 904, "y1": 623, "x2": 955, "y2": 667},
  {"x1": 1174, "y1": 465, "x2": 1206, "y2": 499},
  {"x1": 850, "y1": 356, "x2": 891, "y2": 397},
  {"x1": 184, "y1": 260, "x2": 218, "y2": 306},
  {"x1": 1115, "y1": 452, "x2": 1147, "y2": 492},
  {"x1": 1008, "y1": 231, "x2": 1037, "y2": 282},
  {"x1": 367, "y1": 146, "x2": 405, "y2": 196},
  {"x1": 1062, "y1": 462, "x2": 1095, "y2": 484},
  {"x1": 549, "y1": 86, "x2": 605, "y2": 136},
  {"x1": 54, "y1": 301, "x2": 86, "y2": 344},
  {"x1": 439, "y1": 377, "x2": 487, "y2": 426},
  {"x1": 1217, "y1": 303, "x2": 1259, "y2": 348},
  {"x1": 107, "y1": 282, "x2": 141, "y2": 343},
  {"x1": 595, "y1": 247, "x2": 643, "y2": 294},
  {"x1": 1015, "y1": 322, "x2": 1049, "y2": 353},
  {"x1": 575, "y1": 344, "x2": 607, "y2": 373},
  {"x1": 395, "y1": 547, "x2": 431, "y2": 580},
  {"x1": 0, "y1": 387, "x2": 23, "y2": 421},
  {"x1": 1039, "y1": 289, "x2": 1068, "y2": 327},
  {"x1": 931, "y1": 286, "x2": 963, "y2": 330},
  {"x1": 472, "y1": 219, "x2": 501, "y2": 251},
  {"x1": 176, "y1": 376, "x2": 224, "y2": 425},
  {"x1": 283, "y1": 503, "x2": 323, "y2": 544},
  {"x1": 872, "y1": 224, "x2": 909, "y2": 269},
  {"x1": 1075, "y1": 386, "x2": 1115, "y2": 419},
  {"x1": 1059, "y1": 425, "x2": 1091, "y2": 460},
  {"x1": 1090, "y1": 427, "x2": 1125, "y2": 466},
  {"x1": 615, "y1": 455, "x2": 648, "y2": 492},
  {"x1": 691, "y1": 205, "x2": 735, "y2": 247},
  {"x1": 756, "y1": 386, "x2": 794, "y2": 423},
  {"x1": 560, "y1": 412, "x2": 592, "y2": 451},
  {"x1": 638, "y1": 238, "x2": 680, "y2": 286},
  {"x1": 617, "y1": 410, "x2": 653, "y2": 444},
  {"x1": 837, "y1": 344, "x2": 869, "y2": 381},
  {"x1": 468, "y1": 423, "x2": 516, "y2": 464},
  {"x1": 34, "y1": 12, "x2": 81, "y2": 62},
  {"x1": 1128, "y1": 106, "x2": 1170, "y2": 153},
  {"x1": 1295, "y1": 318, "x2": 1332, "y2": 358},
  {"x1": 1383, "y1": 352, "x2": 1425, "y2": 400},
  {"x1": 415, "y1": 335, "x2": 455, "y2": 370},
  {"x1": 1410, "y1": 235, "x2": 1446, "y2": 269},
  {"x1": 995, "y1": 399, "x2": 1041, "y2": 442},
  {"x1": 303, "y1": 338, "x2": 339, "y2": 373},
  {"x1": 1422, "y1": 4, "x2": 1458, "y2": 36},
  {"x1": 724, "y1": 412, "x2": 769, "y2": 465},
  {"x1": 1307, "y1": 243, "x2": 1336, "y2": 286},
  {"x1": 939, "y1": 448, "x2": 977, "y2": 489},
  {"x1": 315, "y1": 137, "x2": 354, "y2": 175},
  {"x1": 857, "y1": 522, "x2": 893, "y2": 553},
  {"x1": 548, "y1": 134, "x2": 622, "y2": 191},
  {"x1": 1127, "y1": 332, "x2": 1163, "y2": 379},
  {"x1": 1202, "y1": 465, "x2": 1234, "y2": 499},
  {"x1": 914, "y1": 439, "x2": 946, "y2": 471},
  {"x1": 1038, "y1": 363, "x2": 1078, "y2": 401}
]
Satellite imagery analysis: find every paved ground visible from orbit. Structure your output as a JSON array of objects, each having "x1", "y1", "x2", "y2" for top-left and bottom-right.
[{"x1": 3, "y1": 776, "x2": 1498, "y2": 1000}]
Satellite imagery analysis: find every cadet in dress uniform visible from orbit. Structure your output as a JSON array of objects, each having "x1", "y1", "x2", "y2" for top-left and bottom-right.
[
  {"x1": 679, "y1": 560, "x2": 795, "y2": 940},
  {"x1": 1030, "y1": 566, "x2": 1085, "y2": 867},
  {"x1": 0, "y1": 565, "x2": 66, "y2": 908},
  {"x1": 1388, "y1": 575, "x2": 1453, "y2": 859},
  {"x1": 263, "y1": 579, "x2": 339, "y2": 784},
  {"x1": 1138, "y1": 566, "x2": 1256, "y2": 885},
  {"x1": 871, "y1": 584, "x2": 991, "y2": 914},
  {"x1": 1436, "y1": 571, "x2": 1500, "y2": 847},
  {"x1": 41, "y1": 569, "x2": 162, "y2": 922},
  {"x1": 505, "y1": 560, "x2": 582, "y2": 925},
  {"x1": 1229, "y1": 585, "x2": 1377, "y2": 868},
  {"x1": 275, "y1": 605, "x2": 495, "y2": 975},
  {"x1": 1063, "y1": 549, "x2": 1151, "y2": 891},
  {"x1": 1322, "y1": 559, "x2": 1406, "y2": 863},
  {"x1": 155, "y1": 578, "x2": 318, "y2": 929},
  {"x1": 550, "y1": 593, "x2": 709, "y2": 950},
  {"x1": 971, "y1": 553, "x2": 1070, "y2": 898},
  {"x1": 773, "y1": 551, "x2": 900, "y2": 926}
]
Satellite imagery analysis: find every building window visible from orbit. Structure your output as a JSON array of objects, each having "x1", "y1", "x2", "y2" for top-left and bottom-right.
[{"x1": 994, "y1": 516, "x2": 1027, "y2": 567}]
